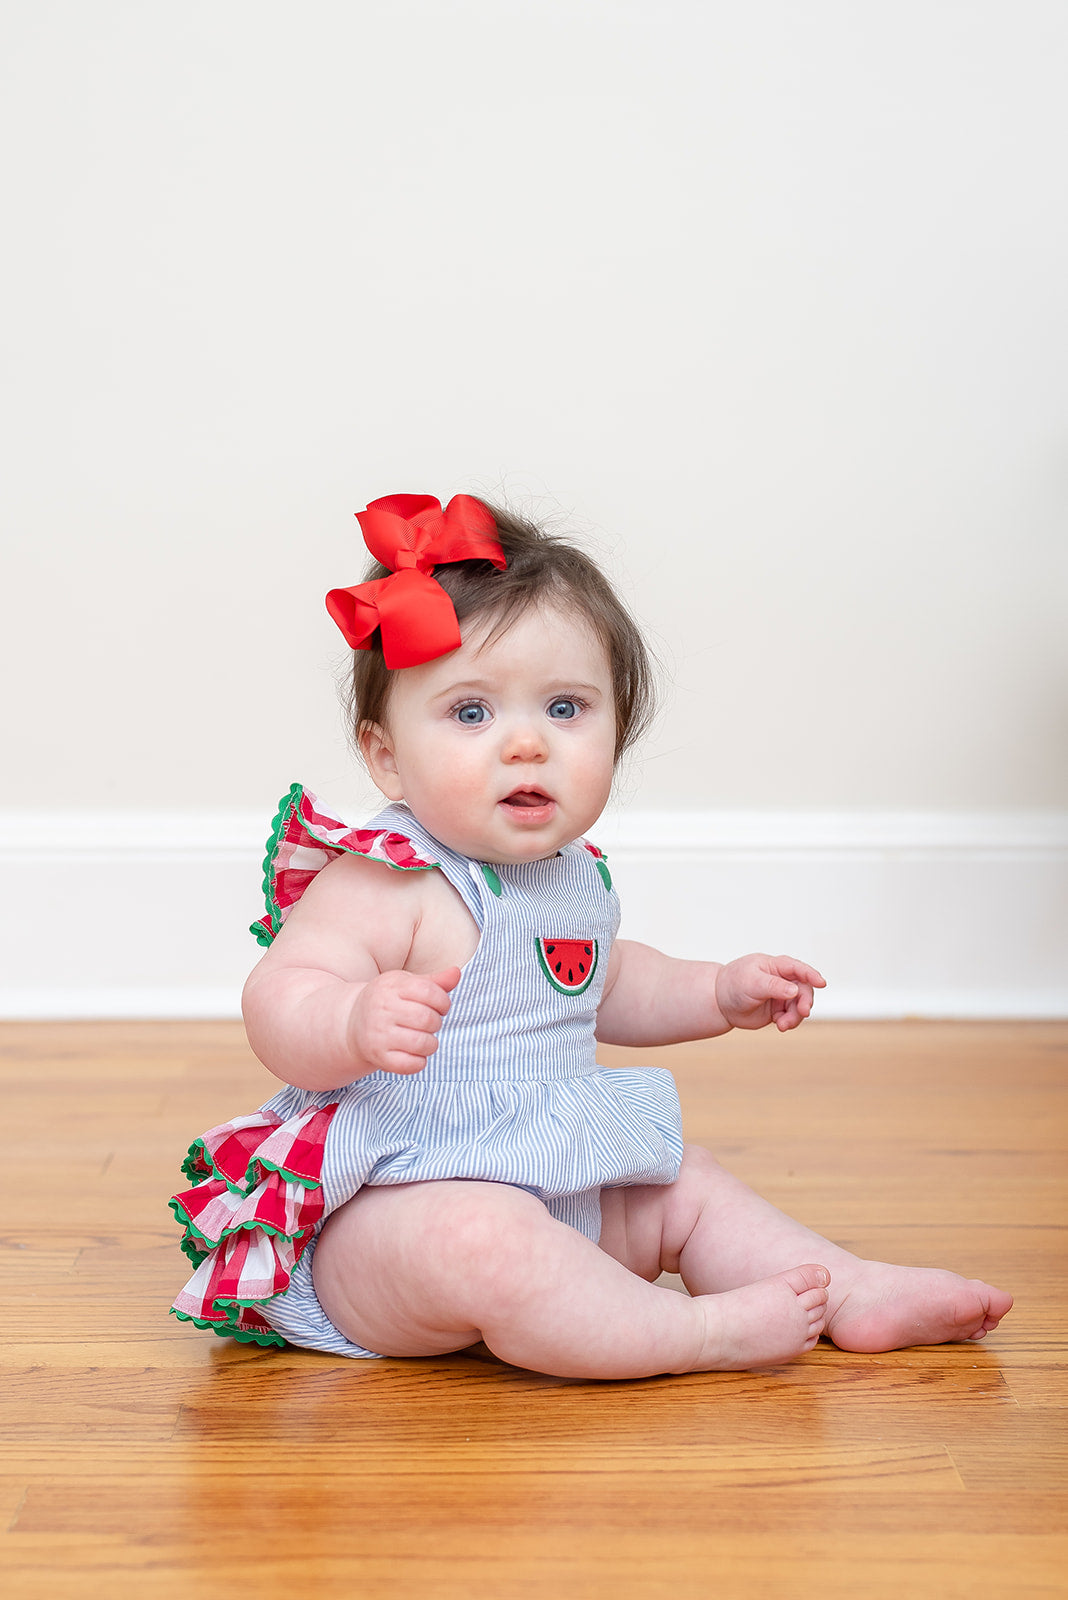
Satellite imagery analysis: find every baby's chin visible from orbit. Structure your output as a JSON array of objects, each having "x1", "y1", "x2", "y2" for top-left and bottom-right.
[
  {"x1": 456, "y1": 829, "x2": 572, "y2": 866},
  {"x1": 408, "y1": 807, "x2": 585, "y2": 866}
]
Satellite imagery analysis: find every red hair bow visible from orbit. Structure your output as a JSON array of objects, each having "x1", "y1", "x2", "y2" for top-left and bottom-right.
[{"x1": 326, "y1": 494, "x2": 506, "y2": 669}]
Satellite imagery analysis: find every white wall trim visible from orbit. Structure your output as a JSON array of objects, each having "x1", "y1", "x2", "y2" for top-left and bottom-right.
[
  {"x1": 593, "y1": 809, "x2": 1068, "y2": 859},
  {"x1": 2, "y1": 808, "x2": 1065, "y2": 1020}
]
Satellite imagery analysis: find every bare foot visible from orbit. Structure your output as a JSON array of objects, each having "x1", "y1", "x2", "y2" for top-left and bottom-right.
[
  {"x1": 825, "y1": 1260, "x2": 1013, "y2": 1353},
  {"x1": 684, "y1": 1263, "x2": 830, "y2": 1371}
]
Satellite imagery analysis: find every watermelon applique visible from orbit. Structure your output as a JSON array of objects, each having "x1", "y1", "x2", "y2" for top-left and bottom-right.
[{"x1": 535, "y1": 938, "x2": 599, "y2": 994}]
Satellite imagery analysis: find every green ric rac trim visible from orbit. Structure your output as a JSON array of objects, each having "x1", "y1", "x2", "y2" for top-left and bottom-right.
[
  {"x1": 180, "y1": 1139, "x2": 213, "y2": 1186},
  {"x1": 179, "y1": 1137, "x2": 320, "y2": 1195},
  {"x1": 178, "y1": 1234, "x2": 208, "y2": 1268},
  {"x1": 254, "y1": 782, "x2": 304, "y2": 946},
  {"x1": 170, "y1": 1308, "x2": 287, "y2": 1348},
  {"x1": 167, "y1": 1195, "x2": 314, "y2": 1255},
  {"x1": 244, "y1": 1155, "x2": 320, "y2": 1190}
]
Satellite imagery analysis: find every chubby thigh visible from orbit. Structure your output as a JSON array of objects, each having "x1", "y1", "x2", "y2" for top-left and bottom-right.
[{"x1": 312, "y1": 1179, "x2": 562, "y2": 1358}]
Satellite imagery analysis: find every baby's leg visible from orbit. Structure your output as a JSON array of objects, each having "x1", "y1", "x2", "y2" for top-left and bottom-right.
[
  {"x1": 311, "y1": 1179, "x2": 829, "y2": 1379},
  {"x1": 599, "y1": 1145, "x2": 1013, "y2": 1352}
]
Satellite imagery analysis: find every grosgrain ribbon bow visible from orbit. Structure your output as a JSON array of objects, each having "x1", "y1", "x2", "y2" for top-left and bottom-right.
[{"x1": 326, "y1": 494, "x2": 506, "y2": 668}]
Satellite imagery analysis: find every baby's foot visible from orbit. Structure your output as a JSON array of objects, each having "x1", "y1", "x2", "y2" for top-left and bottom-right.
[
  {"x1": 825, "y1": 1260, "x2": 1013, "y2": 1353},
  {"x1": 685, "y1": 1263, "x2": 830, "y2": 1371}
]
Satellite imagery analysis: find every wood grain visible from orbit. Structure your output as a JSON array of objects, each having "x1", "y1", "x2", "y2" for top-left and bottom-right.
[{"x1": 1, "y1": 1020, "x2": 1065, "y2": 1598}]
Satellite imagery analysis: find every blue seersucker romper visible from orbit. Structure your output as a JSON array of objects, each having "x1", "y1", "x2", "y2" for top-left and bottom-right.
[{"x1": 171, "y1": 795, "x2": 685, "y2": 1358}]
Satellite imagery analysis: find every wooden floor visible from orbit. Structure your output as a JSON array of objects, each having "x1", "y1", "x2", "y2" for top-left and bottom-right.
[{"x1": 1, "y1": 1020, "x2": 1065, "y2": 1599}]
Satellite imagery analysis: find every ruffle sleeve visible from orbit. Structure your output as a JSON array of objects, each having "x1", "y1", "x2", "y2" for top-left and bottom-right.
[
  {"x1": 251, "y1": 783, "x2": 439, "y2": 946},
  {"x1": 168, "y1": 1102, "x2": 340, "y2": 1346}
]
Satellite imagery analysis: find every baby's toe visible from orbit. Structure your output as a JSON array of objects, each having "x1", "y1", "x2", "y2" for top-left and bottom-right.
[
  {"x1": 784, "y1": 1263, "x2": 831, "y2": 1297},
  {"x1": 983, "y1": 1283, "x2": 1014, "y2": 1322},
  {"x1": 799, "y1": 1287, "x2": 829, "y2": 1323}
]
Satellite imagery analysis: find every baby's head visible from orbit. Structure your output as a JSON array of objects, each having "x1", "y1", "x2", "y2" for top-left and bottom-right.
[
  {"x1": 344, "y1": 500, "x2": 656, "y2": 762},
  {"x1": 332, "y1": 498, "x2": 656, "y2": 860}
]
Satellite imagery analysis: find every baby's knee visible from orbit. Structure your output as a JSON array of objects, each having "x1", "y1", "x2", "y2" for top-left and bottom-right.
[{"x1": 678, "y1": 1143, "x2": 724, "y2": 1184}]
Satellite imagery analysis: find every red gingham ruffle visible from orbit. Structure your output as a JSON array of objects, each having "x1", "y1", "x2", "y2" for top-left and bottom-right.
[{"x1": 169, "y1": 1102, "x2": 339, "y2": 1346}]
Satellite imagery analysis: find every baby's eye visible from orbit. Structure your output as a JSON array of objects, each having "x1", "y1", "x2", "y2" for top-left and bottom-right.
[
  {"x1": 453, "y1": 702, "x2": 490, "y2": 725},
  {"x1": 547, "y1": 698, "x2": 582, "y2": 721}
]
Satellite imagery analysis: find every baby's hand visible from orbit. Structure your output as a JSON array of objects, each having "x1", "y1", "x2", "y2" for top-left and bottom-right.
[
  {"x1": 715, "y1": 954, "x2": 826, "y2": 1033},
  {"x1": 347, "y1": 967, "x2": 462, "y2": 1075}
]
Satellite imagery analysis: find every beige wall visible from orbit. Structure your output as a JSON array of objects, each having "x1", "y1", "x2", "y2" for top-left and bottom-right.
[{"x1": 3, "y1": 0, "x2": 1065, "y2": 815}]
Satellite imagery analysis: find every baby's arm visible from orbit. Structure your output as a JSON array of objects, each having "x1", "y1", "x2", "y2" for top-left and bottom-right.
[
  {"x1": 242, "y1": 855, "x2": 460, "y2": 1091},
  {"x1": 595, "y1": 942, "x2": 826, "y2": 1047}
]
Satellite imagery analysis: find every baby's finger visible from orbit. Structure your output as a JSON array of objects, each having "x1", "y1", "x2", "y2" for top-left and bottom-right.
[
  {"x1": 394, "y1": 999, "x2": 451, "y2": 1036},
  {"x1": 775, "y1": 999, "x2": 805, "y2": 1030},
  {"x1": 399, "y1": 1029, "x2": 442, "y2": 1059},
  {"x1": 776, "y1": 982, "x2": 817, "y2": 1028},
  {"x1": 378, "y1": 1045, "x2": 434, "y2": 1075},
  {"x1": 775, "y1": 956, "x2": 827, "y2": 987},
  {"x1": 404, "y1": 973, "x2": 458, "y2": 1016}
]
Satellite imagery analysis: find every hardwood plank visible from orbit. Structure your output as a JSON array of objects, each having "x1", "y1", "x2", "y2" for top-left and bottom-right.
[
  {"x1": 0, "y1": 1442, "x2": 1062, "y2": 1534},
  {"x1": 1002, "y1": 1368, "x2": 1068, "y2": 1408},
  {"x1": 3, "y1": 1532, "x2": 1068, "y2": 1600},
  {"x1": 0, "y1": 1299, "x2": 192, "y2": 1342},
  {"x1": 8, "y1": 1447, "x2": 964, "y2": 1527},
  {"x1": 948, "y1": 1411, "x2": 1068, "y2": 1490},
  {"x1": 0, "y1": 1340, "x2": 231, "y2": 1369}
]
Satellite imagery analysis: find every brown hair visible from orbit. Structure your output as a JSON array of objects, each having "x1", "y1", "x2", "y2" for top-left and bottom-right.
[{"x1": 343, "y1": 500, "x2": 656, "y2": 760}]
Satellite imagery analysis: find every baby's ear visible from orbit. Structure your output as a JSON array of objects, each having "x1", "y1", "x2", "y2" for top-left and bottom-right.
[{"x1": 358, "y1": 722, "x2": 404, "y2": 801}]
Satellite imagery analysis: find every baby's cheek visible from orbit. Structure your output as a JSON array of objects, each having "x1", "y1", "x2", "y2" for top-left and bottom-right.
[
  {"x1": 412, "y1": 757, "x2": 488, "y2": 837},
  {"x1": 443, "y1": 762, "x2": 489, "y2": 810},
  {"x1": 575, "y1": 744, "x2": 616, "y2": 805}
]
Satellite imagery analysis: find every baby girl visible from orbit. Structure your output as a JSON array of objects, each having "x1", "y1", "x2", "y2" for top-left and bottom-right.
[{"x1": 170, "y1": 493, "x2": 1012, "y2": 1377}]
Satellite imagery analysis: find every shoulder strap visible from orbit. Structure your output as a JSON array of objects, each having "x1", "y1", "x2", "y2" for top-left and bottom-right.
[
  {"x1": 364, "y1": 802, "x2": 496, "y2": 923},
  {"x1": 578, "y1": 838, "x2": 613, "y2": 893}
]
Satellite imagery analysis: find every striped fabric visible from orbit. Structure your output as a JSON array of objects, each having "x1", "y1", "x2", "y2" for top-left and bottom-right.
[{"x1": 171, "y1": 794, "x2": 685, "y2": 1359}]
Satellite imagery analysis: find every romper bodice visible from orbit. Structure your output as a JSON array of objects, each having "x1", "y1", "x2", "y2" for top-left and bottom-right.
[{"x1": 351, "y1": 802, "x2": 620, "y2": 1085}]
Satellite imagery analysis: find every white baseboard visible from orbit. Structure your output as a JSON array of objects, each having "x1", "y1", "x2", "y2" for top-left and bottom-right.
[{"x1": 1, "y1": 807, "x2": 1065, "y2": 1020}]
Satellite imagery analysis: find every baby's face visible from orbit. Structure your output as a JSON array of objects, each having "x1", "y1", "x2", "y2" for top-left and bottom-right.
[{"x1": 361, "y1": 604, "x2": 617, "y2": 863}]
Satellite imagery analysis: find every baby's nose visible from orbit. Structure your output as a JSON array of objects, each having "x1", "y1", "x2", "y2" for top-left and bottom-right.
[{"x1": 503, "y1": 721, "x2": 548, "y2": 761}]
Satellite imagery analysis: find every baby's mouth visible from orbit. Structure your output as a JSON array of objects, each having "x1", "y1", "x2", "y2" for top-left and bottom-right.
[{"x1": 499, "y1": 787, "x2": 556, "y2": 822}]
